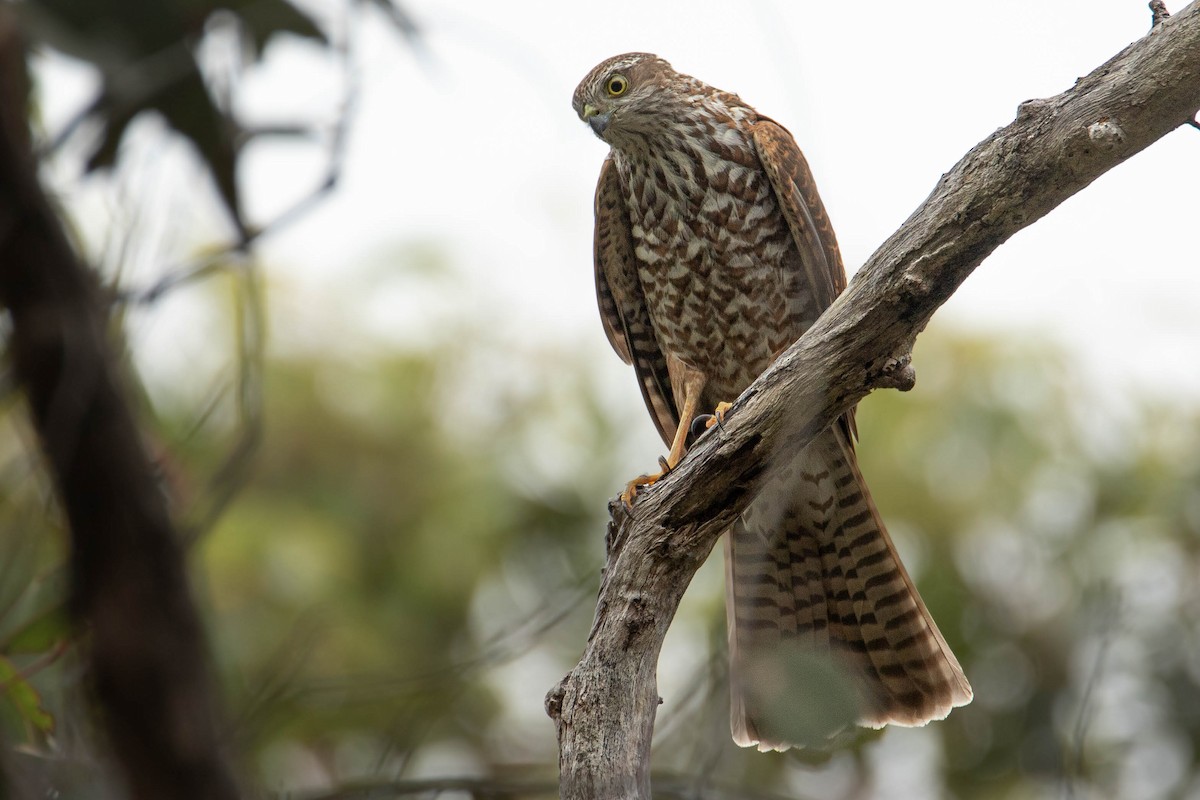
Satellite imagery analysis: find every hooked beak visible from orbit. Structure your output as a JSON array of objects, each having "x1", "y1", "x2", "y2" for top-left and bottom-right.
[{"x1": 580, "y1": 103, "x2": 612, "y2": 137}]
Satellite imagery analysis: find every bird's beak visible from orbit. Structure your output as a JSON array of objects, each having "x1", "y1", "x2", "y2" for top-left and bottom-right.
[{"x1": 580, "y1": 104, "x2": 612, "y2": 137}]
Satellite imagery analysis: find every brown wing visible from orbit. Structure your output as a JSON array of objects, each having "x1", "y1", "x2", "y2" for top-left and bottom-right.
[
  {"x1": 751, "y1": 117, "x2": 857, "y2": 440},
  {"x1": 594, "y1": 156, "x2": 677, "y2": 447},
  {"x1": 751, "y1": 117, "x2": 845, "y2": 312}
]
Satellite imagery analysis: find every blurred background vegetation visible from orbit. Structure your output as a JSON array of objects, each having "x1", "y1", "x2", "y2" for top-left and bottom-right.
[{"x1": 2, "y1": 1, "x2": 1200, "y2": 799}]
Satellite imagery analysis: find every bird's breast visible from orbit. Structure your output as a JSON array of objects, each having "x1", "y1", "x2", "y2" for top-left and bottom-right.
[{"x1": 619, "y1": 145, "x2": 798, "y2": 401}]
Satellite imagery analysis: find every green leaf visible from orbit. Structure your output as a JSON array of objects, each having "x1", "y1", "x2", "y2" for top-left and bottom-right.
[
  {"x1": 29, "y1": 0, "x2": 335, "y2": 237},
  {"x1": 0, "y1": 656, "x2": 54, "y2": 734},
  {"x1": 1, "y1": 603, "x2": 69, "y2": 655},
  {"x1": 84, "y1": 67, "x2": 246, "y2": 236},
  {"x1": 152, "y1": 69, "x2": 244, "y2": 234},
  {"x1": 234, "y1": 0, "x2": 328, "y2": 57}
]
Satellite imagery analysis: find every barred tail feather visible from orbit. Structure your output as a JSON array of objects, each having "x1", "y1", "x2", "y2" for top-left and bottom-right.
[{"x1": 725, "y1": 426, "x2": 972, "y2": 751}]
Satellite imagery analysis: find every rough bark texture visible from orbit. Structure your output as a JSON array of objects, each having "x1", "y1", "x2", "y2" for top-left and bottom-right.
[
  {"x1": 547, "y1": 4, "x2": 1200, "y2": 797},
  {"x1": 0, "y1": 13, "x2": 240, "y2": 800}
]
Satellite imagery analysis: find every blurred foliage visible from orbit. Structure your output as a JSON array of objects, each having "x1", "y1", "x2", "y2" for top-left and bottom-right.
[
  {"x1": 190, "y1": 337, "x2": 616, "y2": 784},
  {"x1": 3, "y1": 276, "x2": 1200, "y2": 799},
  {"x1": 19, "y1": 0, "x2": 325, "y2": 234},
  {"x1": 18, "y1": 0, "x2": 415, "y2": 239}
]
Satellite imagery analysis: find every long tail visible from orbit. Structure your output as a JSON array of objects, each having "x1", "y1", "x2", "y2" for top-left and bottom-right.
[{"x1": 725, "y1": 426, "x2": 972, "y2": 751}]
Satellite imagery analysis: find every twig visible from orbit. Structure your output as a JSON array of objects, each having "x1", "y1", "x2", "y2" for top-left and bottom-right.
[
  {"x1": 0, "y1": 639, "x2": 71, "y2": 694},
  {"x1": 180, "y1": 257, "x2": 264, "y2": 544},
  {"x1": 1063, "y1": 586, "x2": 1122, "y2": 800},
  {"x1": 1150, "y1": 0, "x2": 1171, "y2": 26}
]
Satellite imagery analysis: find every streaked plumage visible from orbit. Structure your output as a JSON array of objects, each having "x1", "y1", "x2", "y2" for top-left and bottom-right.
[{"x1": 574, "y1": 53, "x2": 972, "y2": 750}]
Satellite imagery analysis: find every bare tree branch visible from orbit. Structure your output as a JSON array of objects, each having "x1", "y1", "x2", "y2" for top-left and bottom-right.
[
  {"x1": 0, "y1": 12, "x2": 239, "y2": 800},
  {"x1": 1151, "y1": 0, "x2": 1172, "y2": 26},
  {"x1": 547, "y1": 4, "x2": 1200, "y2": 797}
]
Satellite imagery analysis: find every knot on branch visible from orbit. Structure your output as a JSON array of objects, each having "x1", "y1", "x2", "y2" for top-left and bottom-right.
[
  {"x1": 605, "y1": 496, "x2": 635, "y2": 557},
  {"x1": 1150, "y1": 0, "x2": 1170, "y2": 27},
  {"x1": 876, "y1": 353, "x2": 916, "y2": 392},
  {"x1": 545, "y1": 677, "x2": 567, "y2": 721},
  {"x1": 1017, "y1": 97, "x2": 1054, "y2": 122},
  {"x1": 1087, "y1": 118, "x2": 1126, "y2": 150}
]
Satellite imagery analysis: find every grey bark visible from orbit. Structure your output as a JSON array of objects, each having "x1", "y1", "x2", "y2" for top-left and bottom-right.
[{"x1": 546, "y1": 3, "x2": 1200, "y2": 797}]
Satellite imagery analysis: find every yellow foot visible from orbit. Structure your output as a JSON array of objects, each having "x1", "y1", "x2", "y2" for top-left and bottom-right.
[
  {"x1": 620, "y1": 456, "x2": 671, "y2": 507},
  {"x1": 706, "y1": 401, "x2": 734, "y2": 429},
  {"x1": 688, "y1": 402, "x2": 734, "y2": 441}
]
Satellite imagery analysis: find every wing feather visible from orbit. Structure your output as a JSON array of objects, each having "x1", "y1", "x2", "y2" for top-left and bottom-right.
[
  {"x1": 594, "y1": 156, "x2": 678, "y2": 447},
  {"x1": 752, "y1": 118, "x2": 857, "y2": 441},
  {"x1": 751, "y1": 117, "x2": 845, "y2": 307}
]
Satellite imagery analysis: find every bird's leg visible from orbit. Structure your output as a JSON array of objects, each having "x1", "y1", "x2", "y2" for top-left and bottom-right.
[{"x1": 621, "y1": 370, "x2": 706, "y2": 506}]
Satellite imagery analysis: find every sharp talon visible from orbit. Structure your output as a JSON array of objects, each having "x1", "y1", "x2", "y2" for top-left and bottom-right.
[
  {"x1": 696, "y1": 401, "x2": 735, "y2": 433},
  {"x1": 621, "y1": 453, "x2": 677, "y2": 507},
  {"x1": 620, "y1": 469, "x2": 664, "y2": 507},
  {"x1": 690, "y1": 414, "x2": 715, "y2": 439}
]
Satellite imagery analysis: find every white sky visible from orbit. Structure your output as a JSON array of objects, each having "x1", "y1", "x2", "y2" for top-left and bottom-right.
[{"x1": 37, "y1": 0, "x2": 1200, "y2": 404}]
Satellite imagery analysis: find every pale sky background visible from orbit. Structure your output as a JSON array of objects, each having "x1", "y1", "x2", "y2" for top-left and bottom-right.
[{"x1": 38, "y1": 0, "x2": 1200, "y2": 407}]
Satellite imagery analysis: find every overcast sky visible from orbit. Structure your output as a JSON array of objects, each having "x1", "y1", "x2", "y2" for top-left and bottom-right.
[{"x1": 40, "y1": 0, "x2": 1200, "y2": 404}]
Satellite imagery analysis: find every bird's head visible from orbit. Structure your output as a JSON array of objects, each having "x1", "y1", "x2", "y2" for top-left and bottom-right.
[{"x1": 572, "y1": 52, "x2": 679, "y2": 144}]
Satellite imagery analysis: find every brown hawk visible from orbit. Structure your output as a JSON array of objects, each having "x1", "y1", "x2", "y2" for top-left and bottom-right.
[{"x1": 572, "y1": 53, "x2": 972, "y2": 751}]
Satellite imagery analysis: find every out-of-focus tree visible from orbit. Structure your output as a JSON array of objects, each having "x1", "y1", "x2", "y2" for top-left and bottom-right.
[{"x1": 0, "y1": 0, "x2": 416, "y2": 796}]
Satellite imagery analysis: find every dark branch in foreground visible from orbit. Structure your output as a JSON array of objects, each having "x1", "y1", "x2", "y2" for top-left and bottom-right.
[
  {"x1": 0, "y1": 13, "x2": 239, "y2": 800},
  {"x1": 547, "y1": 4, "x2": 1200, "y2": 798}
]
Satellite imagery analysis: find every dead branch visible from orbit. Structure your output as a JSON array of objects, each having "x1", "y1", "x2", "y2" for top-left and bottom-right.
[
  {"x1": 547, "y1": 3, "x2": 1200, "y2": 797},
  {"x1": 0, "y1": 12, "x2": 239, "y2": 800}
]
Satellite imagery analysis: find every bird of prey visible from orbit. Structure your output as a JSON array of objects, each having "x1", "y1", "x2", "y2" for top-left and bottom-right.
[{"x1": 572, "y1": 52, "x2": 972, "y2": 751}]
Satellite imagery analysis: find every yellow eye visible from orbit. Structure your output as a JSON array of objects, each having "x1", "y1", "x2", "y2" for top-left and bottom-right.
[{"x1": 606, "y1": 74, "x2": 629, "y2": 96}]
